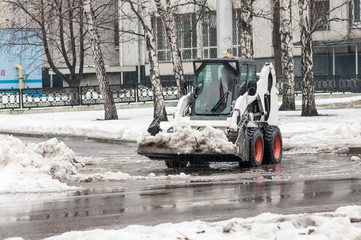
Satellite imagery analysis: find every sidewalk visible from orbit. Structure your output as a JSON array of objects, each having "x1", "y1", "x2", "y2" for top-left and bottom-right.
[{"x1": 0, "y1": 107, "x2": 166, "y2": 143}]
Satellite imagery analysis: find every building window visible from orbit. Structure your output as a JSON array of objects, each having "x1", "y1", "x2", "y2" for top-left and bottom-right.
[
  {"x1": 175, "y1": 13, "x2": 197, "y2": 60},
  {"x1": 114, "y1": 0, "x2": 120, "y2": 48},
  {"x1": 114, "y1": 21, "x2": 119, "y2": 48},
  {"x1": 203, "y1": 12, "x2": 217, "y2": 59},
  {"x1": 352, "y1": 0, "x2": 361, "y2": 24},
  {"x1": 311, "y1": 0, "x2": 330, "y2": 30},
  {"x1": 152, "y1": 11, "x2": 243, "y2": 61},
  {"x1": 152, "y1": 17, "x2": 171, "y2": 62},
  {"x1": 232, "y1": 9, "x2": 242, "y2": 57},
  {"x1": 152, "y1": 12, "x2": 218, "y2": 61}
]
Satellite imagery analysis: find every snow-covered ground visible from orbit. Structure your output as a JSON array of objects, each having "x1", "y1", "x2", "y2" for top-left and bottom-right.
[
  {"x1": 0, "y1": 107, "x2": 155, "y2": 142},
  {"x1": 0, "y1": 94, "x2": 360, "y2": 150},
  {"x1": 6, "y1": 205, "x2": 361, "y2": 240},
  {"x1": 1, "y1": 95, "x2": 361, "y2": 240},
  {"x1": 0, "y1": 94, "x2": 360, "y2": 193},
  {"x1": 280, "y1": 108, "x2": 361, "y2": 154}
]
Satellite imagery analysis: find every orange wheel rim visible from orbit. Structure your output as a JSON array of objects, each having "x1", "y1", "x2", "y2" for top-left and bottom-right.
[
  {"x1": 273, "y1": 134, "x2": 281, "y2": 159},
  {"x1": 254, "y1": 136, "x2": 263, "y2": 162}
]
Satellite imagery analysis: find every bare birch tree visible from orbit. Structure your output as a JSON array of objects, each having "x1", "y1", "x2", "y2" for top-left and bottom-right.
[
  {"x1": 297, "y1": 0, "x2": 350, "y2": 116},
  {"x1": 279, "y1": 0, "x2": 295, "y2": 111},
  {"x1": 4, "y1": 0, "x2": 85, "y2": 87},
  {"x1": 272, "y1": 0, "x2": 282, "y2": 78},
  {"x1": 298, "y1": 0, "x2": 318, "y2": 116},
  {"x1": 195, "y1": 0, "x2": 207, "y2": 58},
  {"x1": 126, "y1": 0, "x2": 168, "y2": 121},
  {"x1": 154, "y1": 0, "x2": 184, "y2": 98},
  {"x1": 84, "y1": 0, "x2": 118, "y2": 120},
  {"x1": 4, "y1": 0, "x2": 118, "y2": 87},
  {"x1": 239, "y1": 0, "x2": 254, "y2": 59}
]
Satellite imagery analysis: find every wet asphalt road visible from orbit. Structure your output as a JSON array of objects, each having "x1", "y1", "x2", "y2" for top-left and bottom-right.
[{"x1": 1, "y1": 137, "x2": 361, "y2": 240}]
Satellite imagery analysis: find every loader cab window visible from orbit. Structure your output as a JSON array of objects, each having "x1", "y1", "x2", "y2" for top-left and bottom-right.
[
  {"x1": 248, "y1": 64, "x2": 256, "y2": 82},
  {"x1": 239, "y1": 65, "x2": 248, "y2": 95},
  {"x1": 194, "y1": 64, "x2": 235, "y2": 115},
  {"x1": 239, "y1": 64, "x2": 256, "y2": 95}
]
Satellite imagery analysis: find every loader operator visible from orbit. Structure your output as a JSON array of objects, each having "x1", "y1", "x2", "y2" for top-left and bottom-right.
[{"x1": 205, "y1": 67, "x2": 234, "y2": 113}]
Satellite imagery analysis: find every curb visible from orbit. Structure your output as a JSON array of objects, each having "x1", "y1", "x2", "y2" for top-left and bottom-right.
[
  {"x1": 0, "y1": 131, "x2": 137, "y2": 145},
  {"x1": 0, "y1": 101, "x2": 178, "y2": 115}
]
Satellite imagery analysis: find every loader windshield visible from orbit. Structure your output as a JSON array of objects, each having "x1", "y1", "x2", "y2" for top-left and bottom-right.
[{"x1": 194, "y1": 64, "x2": 235, "y2": 115}]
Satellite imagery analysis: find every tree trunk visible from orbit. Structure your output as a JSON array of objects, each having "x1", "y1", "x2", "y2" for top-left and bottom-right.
[
  {"x1": 298, "y1": 0, "x2": 318, "y2": 116},
  {"x1": 279, "y1": 0, "x2": 296, "y2": 111},
  {"x1": 239, "y1": 0, "x2": 254, "y2": 59},
  {"x1": 154, "y1": 0, "x2": 184, "y2": 98},
  {"x1": 83, "y1": 0, "x2": 118, "y2": 120},
  {"x1": 129, "y1": 0, "x2": 168, "y2": 121},
  {"x1": 196, "y1": 3, "x2": 204, "y2": 59},
  {"x1": 272, "y1": 0, "x2": 282, "y2": 77}
]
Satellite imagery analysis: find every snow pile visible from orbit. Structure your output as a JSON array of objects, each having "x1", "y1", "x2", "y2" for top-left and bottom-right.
[
  {"x1": 284, "y1": 120, "x2": 361, "y2": 154},
  {"x1": 0, "y1": 135, "x2": 83, "y2": 193},
  {"x1": 10, "y1": 205, "x2": 361, "y2": 240},
  {"x1": 138, "y1": 124, "x2": 234, "y2": 154},
  {"x1": 0, "y1": 134, "x2": 191, "y2": 193}
]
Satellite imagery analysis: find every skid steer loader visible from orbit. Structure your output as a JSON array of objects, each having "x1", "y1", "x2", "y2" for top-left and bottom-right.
[{"x1": 137, "y1": 57, "x2": 282, "y2": 168}]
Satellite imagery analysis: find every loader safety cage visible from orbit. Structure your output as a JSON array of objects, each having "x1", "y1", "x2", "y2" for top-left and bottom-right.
[{"x1": 191, "y1": 59, "x2": 257, "y2": 116}]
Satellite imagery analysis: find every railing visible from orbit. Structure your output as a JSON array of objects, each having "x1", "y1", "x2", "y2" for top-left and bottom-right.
[
  {"x1": 0, "y1": 82, "x2": 181, "y2": 110},
  {"x1": 22, "y1": 87, "x2": 80, "y2": 108},
  {"x1": 277, "y1": 75, "x2": 361, "y2": 94},
  {"x1": 81, "y1": 84, "x2": 137, "y2": 105},
  {"x1": 1, "y1": 76, "x2": 360, "y2": 110},
  {"x1": 0, "y1": 89, "x2": 21, "y2": 109}
]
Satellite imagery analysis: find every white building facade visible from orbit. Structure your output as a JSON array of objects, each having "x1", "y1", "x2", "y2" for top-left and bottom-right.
[
  {"x1": 120, "y1": 0, "x2": 361, "y2": 85},
  {"x1": 2, "y1": 0, "x2": 361, "y2": 87}
]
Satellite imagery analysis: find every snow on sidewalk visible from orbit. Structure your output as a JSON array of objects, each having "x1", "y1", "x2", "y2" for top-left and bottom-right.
[
  {"x1": 0, "y1": 107, "x2": 160, "y2": 142},
  {"x1": 279, "y1": 108, "x2": 361, "y2": 154},
  {"x1": 6, "y1": 205, "x2": 361, "y2": 240}
]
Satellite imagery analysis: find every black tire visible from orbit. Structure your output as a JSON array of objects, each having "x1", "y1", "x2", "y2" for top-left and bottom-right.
[
  {"x1": 263, "y1": 125, "x2": 282, "y2": 164},
  {"x1": 165, "y1": 158, "x2": 188, "y2": 169},
  {"x1": 189, "y1": 160, "x2": 210, "y2": 168},
  {"x1": 247, "y1": 127, "x2": 264, "y2": 167}
]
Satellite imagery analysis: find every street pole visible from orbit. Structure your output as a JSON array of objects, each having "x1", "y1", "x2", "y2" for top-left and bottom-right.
[
  {"x1": 137, "y1": 0, "x2": 141, "y2": 84},
  {"x1": 119, "y1": 0, "x2": 124, "y2": 85},
  {"x1": 15, "y1": 64, "x2": 24, "y2": 109},
  {"x1": 216, "y1": 0, "x2": 233, "y2": 58}
]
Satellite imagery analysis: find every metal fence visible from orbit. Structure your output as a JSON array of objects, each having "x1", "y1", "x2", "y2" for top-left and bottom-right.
[
  {"x1": 0, "y1": 83, "x2": 180, "y2": 110},
  {"x1": 277, "y1": 75, "x2": 361, "y2": 94},
  {"x1": 0, "y1": 89, "x2": 21, "y2": 109},
  {"x1": 1, "y1": 76, "x2": 360, "y2": 110}
]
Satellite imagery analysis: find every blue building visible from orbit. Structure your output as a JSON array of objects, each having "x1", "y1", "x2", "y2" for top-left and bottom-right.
[{"x1": 0, "y1": 29, "x2": 42, "y2": 90}]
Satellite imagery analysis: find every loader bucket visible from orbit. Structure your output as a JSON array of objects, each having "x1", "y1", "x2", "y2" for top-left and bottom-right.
[{"x1": 137, "y1": 144, "x2": 239, "y2": 162}]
